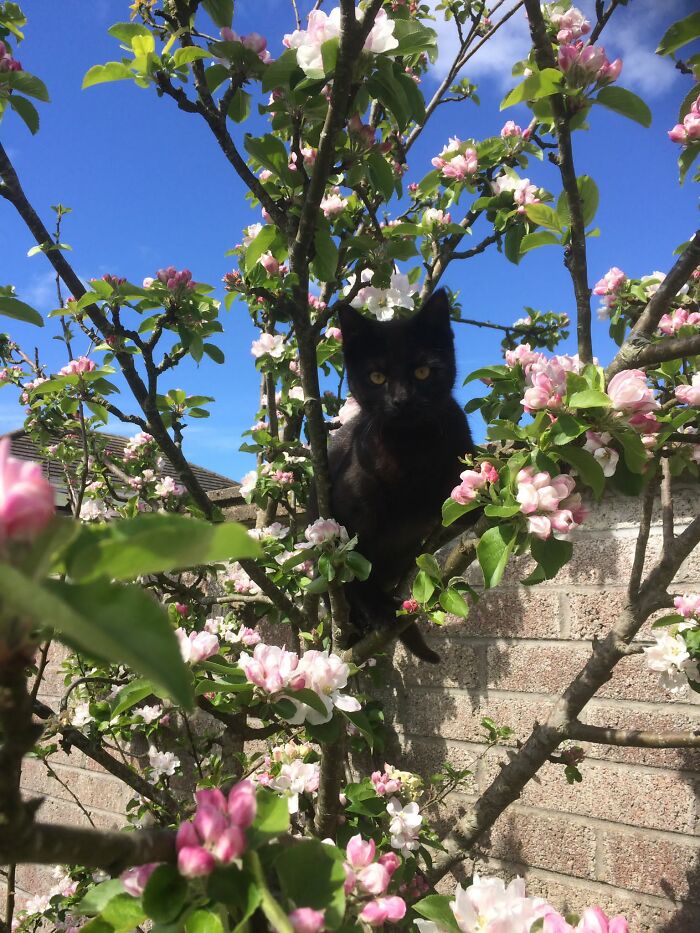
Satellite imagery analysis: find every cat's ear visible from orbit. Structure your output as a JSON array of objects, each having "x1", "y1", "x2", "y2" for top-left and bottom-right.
[
  {"x1": 338, "y1": 303, "x2": 376, "y2": 342},
  {"x1": 414, "y1": 288, "x2": 452, "y2": 332}
]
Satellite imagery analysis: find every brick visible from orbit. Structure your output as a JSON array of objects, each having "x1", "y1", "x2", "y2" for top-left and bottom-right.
[
  {"x1": 21, "y1": 757, "x2": 134, "y2": 814},
  {"x1": 386, "y1": 733, "x2": 479, "y2": 793},
  {"x1": 600, "y1": 830, "x2": 700, "y2": 902},
  {"x1": 26, "y1": 793, "x2": 124, "y2": 831},
  {"x1": 381, "y1": 686, "x2": 487, "y2": 742},
  {"x1": 480, "y1": 754, "x2": 699, "y2": 834},
  {"x1": 389, "y1": 638, "x2": 481, "y2": 689},
  {"x1": 424, "y1": 588, "x2": 561, "y2": 639},
  {"x1": 566, "y1": 591, "x2": 675, "y2": 641},
  {"x1": 478, "y1": 807, "x2": 597, "y2": 880},
  {"x1": 14, "y1": 864, "x2": 57, "y2": 899}
]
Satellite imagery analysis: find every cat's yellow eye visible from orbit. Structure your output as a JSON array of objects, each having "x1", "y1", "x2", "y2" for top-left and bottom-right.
[
  {"x1": 370, "y1": 371, "x2": 386, "y2": 385},
  {"x1": 414, "y1": 365, "x2": 431, "y2": 380}
]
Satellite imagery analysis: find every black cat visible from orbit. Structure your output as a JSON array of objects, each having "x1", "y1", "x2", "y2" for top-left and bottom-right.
[{"x1": 328, "y1": 289, "x2": 474, "y2": 662}]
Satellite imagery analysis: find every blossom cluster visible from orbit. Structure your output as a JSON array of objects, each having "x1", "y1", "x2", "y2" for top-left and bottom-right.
[
  {"x1": 491, "y1": 172, "x2": 541, "y2": 212},
  {"x1": 343, "y1": 834, "x2": 405, "y2": 926},
  {"x1": 59, "y1": 356, "x2": 96, "y2": 377},
  {"x1": 348, "y1": 269, "x2": 415, "y2": 321},
  {"x1": 450, "y1": 461, "x2": 499, "y2": 505},
  {"x1": 304, "y1": 517, "x2": 349, "y2": 547},
  {"x1": 516, "y1": 467, "x2": 586, "y2": 540},
  {"x1": 557, "y1": 42, "x2": 622, "y2": 89},
  {"x1": 431, "y1": 136, "x2": 478, "y2": 181},
  {"x1": 283, "y1": 7, "x2": 398, "y2": 78},
  {"x1": 176, "y1": 780, "x2": 257, "y2": 877},
  {"x1": 220, "y1": 27, "x2": 272, "y2": 62},
  {"x1": 145, "y1": 266, "x2": 196, "y2": 292},
  {"x1": 658, "y1": 306, "x2": 700, "y2": 335},
  {"x1": 668, "y1": 94, "x2": 700, "y2": 146},
  {"x1": 415, "y1": 874, "x2": 629, "y2": 933},
  {"x1": 505, "y1": 346, "x2": 585, "y2": 413},
  {"x1": 0, "y1": 39, "x2": 21, "y2": 71},
  {"x1": 238, "y1": 644, "x2": 361, "y2": 723},
  {"x1": 175, "y1": 627, "x2": 220, "y2": 664},
  {"x1": 643, "y1": 593, "x2": 700, "y2": 693}
]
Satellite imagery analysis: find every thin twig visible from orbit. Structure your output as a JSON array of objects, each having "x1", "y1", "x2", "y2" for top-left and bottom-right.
[{"x1": 566, "y1": 721, "x2": 700, "y2": 748}]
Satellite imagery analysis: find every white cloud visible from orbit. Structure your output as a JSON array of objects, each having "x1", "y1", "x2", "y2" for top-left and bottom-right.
[
  {"x1": 427, "y1": 0, "x2": 683, "y2": 98},
  {"x1": 20, "y1": 271, "x2": 59, "y2": 313}
]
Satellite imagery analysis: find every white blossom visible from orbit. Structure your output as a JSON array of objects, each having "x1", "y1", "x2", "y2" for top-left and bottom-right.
[
  {"x1": 386, "y1": 796, "x2": 422, "y2": 855},
  {"x1": 148, "y1": 746, "x2": 180, "y2": 779}
]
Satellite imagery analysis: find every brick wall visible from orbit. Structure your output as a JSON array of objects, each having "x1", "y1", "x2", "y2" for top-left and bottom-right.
[
  {"x1": 383, "y1": 486, "x2": 700, "y2": 932},
  {"x1": 11, "y1": 487, "x2": 700, "y2": 931}
]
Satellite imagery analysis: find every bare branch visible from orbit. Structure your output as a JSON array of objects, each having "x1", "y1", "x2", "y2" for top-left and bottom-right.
[{"x1": 566, "y1": 721, "x2": 700, "y2": 748}]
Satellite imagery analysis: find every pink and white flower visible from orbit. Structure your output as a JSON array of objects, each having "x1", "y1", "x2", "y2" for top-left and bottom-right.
[
  {"x1": 251, "y1": 333, "x2": 286, "y2": 359},
  {"x1": 658, "y1": 307, "x2": 700, "y2": 336},
  {"x1": 320, "y1": 190, "x2": 348, "y2": 218},
  {"x1": 675, "y1": 374, "x2": 700, "y2": 406},
  {"x1": 120, "y1": 863, "x2": 158, "y2": 897},
  {"x1": 668, "y1": 95, "x2": 700, "y2": 145},
  {"x1": 175, "y1": 628, "x2": 219, "y2": 664},
  {"x1": 270, "y1": 759, "x2": 320, "y2": 813},
  {"x1": 285, "y1": 649, "x2": 361, "y2": 724},
  {"x1": 674, "y1": 593, "x2": 700, "y2": 620},
  {"x1": 348, "y1": 269, "x2": 415, "y2": 321},
  {"x1": 583, "y1": 431, "x2": 619, "y2": 477},
  {"x1": 607, "y1": 369, "x2": 659, "y2": 414},
  {"x1": 304, "y1": 517, "x2": 349, "y2": 547},
  {"x1": 551, "y1": 7, "x2": 590, "y2": 44},
  {"x1": 148, "y1": 746, "x2": 180, "y2": 780},
  {"x1": 451, "y1": 461, "x2": 499, "y2": 505},
  {"x1": 643, "y1": 631, "x2": 694, "y2": 692},
  {"x1": 450, "y1": 873, "x2": 549, "y2": 933},
  {"x1": 386, "y1": 796, "x2": 422, "y2": 855},
  {"x1": 239, "y1": 643, "x2": 306, "y2": 694},
  {"x1": 289, "y1": 908, "x2": 325, "y2": 933},
  {"x1": 593, "y1": 266, "x2": 626, "y2": 297},
  {"x1": 500, "y1": 120, "x2": 523, "y2": 138},
  {"x1": 358, "y1": 896, "x2": 406, "y2": 926},
  {"x1": 176, "y1": 780, "x2": 256, "y2": 878},
  {"x1": 439, "y1": 150, "x2": 478, "y2": 181},
  {"x1": 59, "y1": 356, "x2": 96, "y2": 377}
]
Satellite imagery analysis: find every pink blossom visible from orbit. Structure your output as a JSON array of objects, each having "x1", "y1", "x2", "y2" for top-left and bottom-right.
[
  {"x1": 239, "y1": 643, "x2": 305, "y2": 694},
  {"x1": 120, "y1": 863, "x2": 158, "y2": 897},
  {"x1": 175, "y1": 628, "x2": 220, "y2": 664},
  {"x1": 577, "y1": 907, "x2": 629, "y2": 933},
  {"x1": 593, "y1": 266, "x2": 626, "y2": 296},
  {"x1": 359, "y1": 896, "x2": 406, "y2": 926},
  {"x1": 500, "y1": 120, "x2": 523, "y2": 137},
  {"x1": 668, "y1": 96, "x2": 700, "y2": 144},
  {"x1": 371, "y1": 763, "x2": 402, "y2": 796},
  {"x1": 558, "y1": 42, "x2": 622, "y2": 87},
  {"x1": 627, "y1": 411, "x2": 661, "y2": 433},
  {"x1": 320, "y1": 191, "x2": 347, "y2": 218},
  {"x1": 155, "y1": 266, "x2": 195, "y2": 291},
  {"x1": 358, "y1": 861, "x2": 391, "y2": 896},
  {"x1": 177, "y1": 845, "x2": 216, "y2": 877},
  {"x1": 431, "y1": 136, "x2": 462, "y2": 169},
  {"x1": 517, "y1": 468, "x2": 581, "y2": 540},
  {"x1": 450, "y1": 461, "x2": 498, "y2": 504},
  {"x1": 674, "y1": 594, "x2": 700, "y2": 619},
  {"x1": 658, "y1": 307, "x2": 700, "y2": 335},
  {"x1": 175, "y1": 602, "x2": 188, "y2": 616},
  {"x1": 305, "y1": 517, "x2": 349, "y2": 546},
  {"x1": 284, "y1": 8, "x2": 397, "y2": 78},
  {"x1": 0, "y1": 40, "x2": 21, "y2": 71},
  {"x1": 251, "y1": 333, "x2": 285, "y2": 359},
  {"x1": 0, "y1": 437, "x2": 55, "y2": 543},
  {"x1": 259, "y1": 252, "x2": 280, "y2": 276},
  {"x1": 675, "y1": 374, "x2": 700, "y2": 406},
  {"x1": 220, "y1": 28, "x2": 272, "y2": 62},
  {"x1": 402, "y1": 598, "x2": 420, "y2": 613},
  {"x1": 440, "y1": 150, "x2": 478, "y2": 180},
  {"x1": 583, "y1": 431, "x2": 619, "y2": 477},
  {"x1": 505, "y1": 343, "x2": 540, "y2": 369},
  {"x1": 346, "y1": 833, "x2": 375, "y2": 869},
  {"x1": 378, "y1": 851, "x2": 401, "y2": 875},
  {"x1": 551, "y1": 7, "x2": 591, "y2": 44},
  {"x1": 325, "y1": 326, "x2": 342, "y2": 341},
  {"x1": 607, "y1": 369, "x2": 659, "y2": 414},
  {"x1": 289, "y1": 907, "x2": 325, "y2": 933},
  {"x1": 176, "y1": 779, "x2": 256, "y2": 878},
  {"x1": 60, "y1": 356, "x2": 96, "y2": 377},
  {"x1": 227, "y1": 780, "x2": 257, "y2": 828}
]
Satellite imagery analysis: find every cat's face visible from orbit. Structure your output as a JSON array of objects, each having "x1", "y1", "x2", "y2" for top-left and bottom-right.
[{"x1": 338, "y1": 289, "x2": 457, "y2": 423}]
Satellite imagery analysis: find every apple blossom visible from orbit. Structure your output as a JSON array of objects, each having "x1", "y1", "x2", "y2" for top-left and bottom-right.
[
  {"x1": 386, "y1": 796, "x2": 422, "y2": 854},
  {"x1": 258, "y1": 251, "x2": 280, "y2": 276},
  {"x1": 137, "y1": 704, "x2": 162, "y2": 724},
  {"x1": 148, "y1": 746, "x2": 180, "y2": 780},
  {"x1": 220, "y1": 27, "x2": 272, "y2": 63},
  {"x1": 658, "y1": 307, "x2": 700, "y2": 335},
  {"x1": 176, "y1": 780, "x2": 256, "y2": 878},
  {"x1": 423, "y1": 207, "x2": 452, "y2": 226},
  {"x1": 239, "y1": 643, "x2": 305, "y2": 694},
  {"x1": 550, "y1": 7, "x2": 591, "y2": 44},
  {"x1": 451, "y1": 461, "x2": 499, "y2": 504},
  {"x1": 440, "y1": 150, "x2": 478, "y2": 180},
  {"x1": 450, "y1": 873, "x2": 549, "y2": 933},
  {"x1": 285, "y1": 649, "x2": 361, "y2": 724},
  {"x1": 120, "y1": 863, "x2": 158, "y2": 897},
  {"x1": 431, "y1": 136, "x2": 463, "y2": 169},
  {"x1": 175, "y1": 628, "x2": 219, "y2": 664},
  {"x1": 607, "y1": 369, "x2": 659, "y2": 414},
  {"x1": 251, "y1": 333, "x2": 285, "y2": 359},
  {"x1": 270, "y1": 759, "x2": 320, "y2": 813},
  {"x1": 583, "y1": 431, "x2": 619, "y2": 477},
  {"x1": 320, "y1": 191, "x2": 348, "y2": 218},
  {"x1": 668, "y1": 95, "x2": 700, "y2": 144},
  {"x1": 155, "y1": 266, "x2": 195, "y2": 291},
  {"x1": 643, "y1": 631, "x2": 695, "y2": 692},
  {"x1": 675, "y1": 374, "x2": 700, "y2": 406},
  {"x1": 0, "y1": 437, "x2": 55, "y2": 544},
  {"x1": 348, "y1": 269, "x2": 415, "y2": 321},
  {"x1": 358, "y1": 895, "x2": 406, "y2": 926},
  {"x1": 324, "y1": 326, "x2": 342, "y2": 341},
  {"x1": 558, "y1": 42, "x2": 622, "y2": 88},
  {"x1": 500, "y1": 120, "x2": 523, "y2": 137},
  {"x1": 371, "y1": 763, "x2": 403, "y2": 796},
  {"x1": 0, "y1": 40, "x2": 21, "y2": 71},
  {"x1": 242, "y1": 222, "x2": 263, "y2": 247},
  {"x1": 289, "y1": 908, "x2": 325, "y2": 933},
  {"x1": 59, "y1": 356, "x2": 96, "y2": 377},
  {"x1": 674, "y1": 594, "x2": 700, "y2": 619},
  {"x1": 304, "y1": 517, "x2": 350, "y2": 546}
]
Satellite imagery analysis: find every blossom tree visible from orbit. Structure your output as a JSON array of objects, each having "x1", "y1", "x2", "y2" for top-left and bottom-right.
[{"x1": 0, "y1": 0, "x2": 699, "y2": 930}]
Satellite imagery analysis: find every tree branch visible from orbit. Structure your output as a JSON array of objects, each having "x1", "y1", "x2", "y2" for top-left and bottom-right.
[{"x1": 566, "y1": 721, "x2": 700, "y2": 748}]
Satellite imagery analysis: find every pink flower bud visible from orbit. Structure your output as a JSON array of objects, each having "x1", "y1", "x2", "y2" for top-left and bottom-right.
[
  {"x1": 177, "y1": 845, "x2": 216, "y2": 877},
  {"x1": 402, "y1": 598, "x2": 420, "y2": 613},
  {"x1": 195, "y1": 788, "x2": 227, "y2": 811},
  {"x1": 120, "y1": 863, "x2": 158, "y2": 897},
  {"x1": 289, "y1": 907, "x2": 325, "y2": 933},
  {"x1": 193, "y1": 804, "x2": 227, "y2": 845},
  {"x1": 212, "y1": 825, "x2": 246, "y2": 864},
  {"x1": 227, "y1": 779, "x2": 257, "y2": 828},
  {"x1": 176, "y1": 820, "x2": 199, "y2": 850},
  {"x1": 0, "y1": 438, "x2": 55, "y2": 543},
  {"x1": 359, "y1": 896, "x2": 406, "y2": 926},
  {"x1": 358, "y1": 862, "x2": 391, "y2": 895},
  {"x1": 378, "y1": 851, "x2": 401, "y2": 876}
]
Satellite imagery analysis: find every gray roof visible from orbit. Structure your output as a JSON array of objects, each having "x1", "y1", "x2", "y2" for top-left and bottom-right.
[{"x1": 6, "y1": 429, "x2": 239, "y2": 494}]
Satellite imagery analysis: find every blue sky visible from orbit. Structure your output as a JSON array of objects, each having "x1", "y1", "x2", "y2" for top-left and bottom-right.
[{"x1": 1, "y1": 0, "x2": 698, "y2": 481}]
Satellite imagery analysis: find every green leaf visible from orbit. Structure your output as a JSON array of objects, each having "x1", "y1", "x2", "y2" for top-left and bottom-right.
[
  {"x1": 557, "y1": 445, "x2": 605, "y2": 498},
  {"x1": 275, "y1": 840, "x2": 346, "y2": 930},
  {"x1": 412, "y1": 569, "x2": 435, "y2": 603},
  {"x1": 108, "y1": 23, "x2": 152, "y2": 44},
  {"x1": 202, "y1": 0, "x2": 234, "y2": 27},
  {"x1": 577, "y1": 175, "x2": 599, "y2": 226},
  {"x1": 439, "y1": 588, "x2": 470, "y2": 618},
  {"x1": 203, "y1": 343, "x2": 225, "y2": 364},
  {"x1": 678, "y1": 142, "x2": 700, "y2": 185},
  {"x1": 244, "y1": 224, "x2": 278, "y2": 272},
  {"x1": 247, "y1": 788, "x2": 289, "y2": 848},
  {"x1": 207, "y1": 865, "x2": 261, "y2": 925},
  {"x1": 0, "y1": 565, "x2": 192, "y2": 707},
  {"x1": 79, "y1": 881, "x2": 125, "y2": 916},
  {"x1": 657, "y1": 12, "x2": 700, "y2": 56},
  {"x1": 85, "y1": 400, "x2": 109, "y2": 424},
  {"x1": 312, "y1": 226, "x2": 339, "y2": 283},
  {"x1": 63, "y1": 513, "x2": 260, "y2": 583},
  {"x1": 441, "y1": 497, "x2": 481, "y2": 526},
  {"x1": 320, "y1": 37, "x2": 339, "y2": 75},
  {"x1": 111, "y1": 678, "x2": 157, "y2": 717},
  {"x1": 227, "y1": 87, "x2": 251, "y2": 123},
  {"x1": 500, "y1": 67, "x2": 563, "y2": 110},
  {"x1": 594, "y1": 86, "x2": 652, "y2": 127},
  {"x1": 186, "y1": 911, "x2": 225, "y2": 933},
  {"x1": 504, "y1": 225, "x2": 525, "y2": 264},
  {"x1": 477, "y1": 524, "x2": 516, "y2": 589},
  {"x1": 262, "y1": 48, "x2": 303, "y2": 92},
  {"x1": 173, "y1": 47, "x2": 212, "y2": 68},
  {"x1": 520, "y1": 230, "x2": 560, "y2": 254},
  {"x1": 8, "y1": 94, "x2": 40, "y2": 134},
  {"x1": 82, "y1": 62, "x2": 134, "y2": 89},
  {"x1": 611, "y1": 429, "x2": 648, "y2": 474},
  {"x1": 343, "y1": 708, "x2": 375, "y2": 750},
  {"x1": 414, "y1": 894, "x2": 461, "y2": 932},
  {"x1": 567, "y1": 389, "x2": 611, "y2": 409},
  {"x1": 142, "y1": 865, "x2": 188, "y2": 924},
  {"x1": 652, "y1": 614, "x2": 684, "y2": 629},
  {"x1": 367, "y1": 66, "x2": 411, "y2": 131},
  {"x1": 345, "y1": 550, "x2": 371, "y2": 581},
  {"x1": 522, "y1": 537, "x2": 573, "y2": 585},
  {"x1": 366, "y1": 150, "x2": 395, "y2": 202},
  {"x1": 550, "y1": 413, "x2": 588, "y2": 445},
  {"x1": 416, "y1": 553, "x2": 442, "y2": 581},
  {"x1": 5, "y1": 70, "x2": 49, "y2": 101},
  {"x1": 283, "y1": 687, "x2": 329, "y2": 717},
  {"x1": 244, "y1": 132, "x2": 292, "y2": 179},
  {"x1": 523, "y1": 203, "x2": 561, "y2": 231},
  {"x1": 0, "y1": 295, "x2": 43, "y2": 326},
  {"x1": 483, "y1": 504, "x2": 521, "y2": 518},
  {"x1": 81, "y1": 894, "x2": 146, "y2": 933},
  {"x1": 392, "y1": 18, "x2": 438, "y2": 60},
  {"x1": 395, "y1": 69, "x2": 426, "y2": 123}
]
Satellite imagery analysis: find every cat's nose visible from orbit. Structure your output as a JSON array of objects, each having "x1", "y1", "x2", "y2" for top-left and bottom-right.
[{"x1": 388, "y1": 387, "x2": 410, "y2": 410}]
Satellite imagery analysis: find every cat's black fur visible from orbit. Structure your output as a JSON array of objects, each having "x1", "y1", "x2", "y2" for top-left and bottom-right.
[{"x1": 328, "y1": 289, "x2": 474, "y2": 662}]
